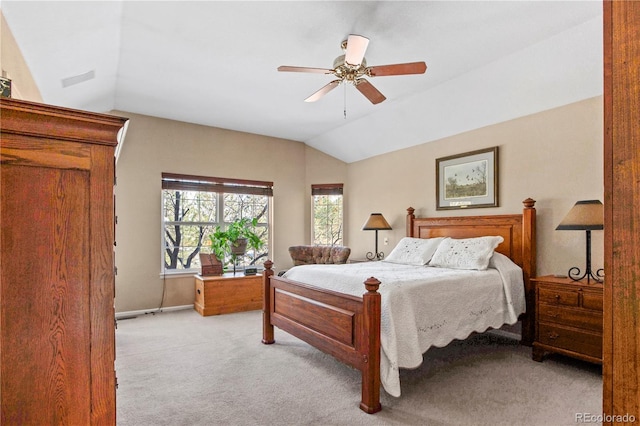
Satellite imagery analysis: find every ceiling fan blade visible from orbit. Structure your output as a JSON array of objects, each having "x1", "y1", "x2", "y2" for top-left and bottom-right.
[
  {"x1": 354, "y1": 79, "x2": 386, "y2": 105},
  {"x1": 344, "y1": 34, "x2": 369, "y2": 67},
  {"x1": 368, "y1": 62, "x2": 427, "y2": 77},
  {"x1": 278, "y1": 66, "x2": 333, "y2": 74},
  {"x1": 304, "y1": 80, "x2": 341, "y2": 102}
]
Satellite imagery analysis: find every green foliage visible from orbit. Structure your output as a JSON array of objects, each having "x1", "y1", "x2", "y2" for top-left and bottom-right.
[
  {"x1": 208, "y1": 217, "x2": 264, "y2": 264},
  {"x1": 313, "y1": 194, "x2": 343, "y2": 246},
  {"x1": 208, "y1": 228, "x2": 229, "y2": 260},
  {"x1": 163, "y1": 188, "x2": 269, "y2": 270}
]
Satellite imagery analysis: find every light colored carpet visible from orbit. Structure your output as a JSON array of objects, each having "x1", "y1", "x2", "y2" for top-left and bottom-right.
[{"x1": 116, "y1": 309, "x2": 602, "y2": 426}]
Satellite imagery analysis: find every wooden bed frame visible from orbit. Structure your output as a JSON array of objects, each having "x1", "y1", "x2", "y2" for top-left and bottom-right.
[{"x1": 261, "y1": 198, "x2": 536, "y2": 414}]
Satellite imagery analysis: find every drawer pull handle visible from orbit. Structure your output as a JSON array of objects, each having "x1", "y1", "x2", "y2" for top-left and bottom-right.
[
  {"x1": 548, "y1": 332, "x2": 559, "y2": 340},
  {"x1": 549, "y1": 313, "x2": 558, "y2": 318},
  {"x1": 554, "y1": 294, "x2": 560, "y2": 300}
]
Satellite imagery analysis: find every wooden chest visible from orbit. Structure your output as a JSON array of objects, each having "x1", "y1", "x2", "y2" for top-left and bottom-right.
[
  {"x1": 194, "y1": 273, "x2": 263, "y2": 316},
  {"x1": 1, "y1": 99, "x2": 126, "y2": 424},
  {"x1": 532, "y1": 275, "x2": 603, "y2": 364}
]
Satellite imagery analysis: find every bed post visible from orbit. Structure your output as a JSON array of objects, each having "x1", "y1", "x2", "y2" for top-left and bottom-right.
[
  {"x1": 262, "y1": 260, "x2": 275, "y2": 344},
  {"x1": 360, "y1": 277, "x2": 382, "y2": 414},
  {"x1": 406, "y1": 207, "x2": 416, "y2": 237},
  {"x1": 521, "y1": 198, "x2": 537, "y2": 346}
]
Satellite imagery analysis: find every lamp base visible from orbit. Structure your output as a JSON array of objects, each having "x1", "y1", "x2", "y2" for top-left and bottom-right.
[
  {"x1": 567, "y1": 229, "x2": 604, "y2": 284},
  {"x1": 568, "y1": 266, "x2": 604, "y2": 283},
  {"x1": 366, "y1": 251, "x2": 385, "y2": 261}
]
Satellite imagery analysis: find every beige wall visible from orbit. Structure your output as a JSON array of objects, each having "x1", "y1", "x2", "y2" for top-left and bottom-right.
[
  {"x1": 346, "y1": 96, "x2": 604, "y2": 278},
  {"x1": 112, "y1": 112, "x2": 346, "y2": 312},
  {"x1": 0, "y1": 11, "x2": 42, "y2": 102},
  {"x1": 1, "y1": 12, "x2": 603, "y2": 310},
  {"x1": 115, "y1": 96, "x2": 602, "y2": 313}
]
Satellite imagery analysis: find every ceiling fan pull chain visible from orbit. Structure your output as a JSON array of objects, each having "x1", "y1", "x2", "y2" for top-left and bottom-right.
[{"x1": 344, "y1": 82, "x2": 347, "y2": 119}]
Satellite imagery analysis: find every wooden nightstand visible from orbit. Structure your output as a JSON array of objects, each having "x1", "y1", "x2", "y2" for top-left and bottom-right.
[{"x1": 532, "y1": 275, "x2": 603, "y2": 364}]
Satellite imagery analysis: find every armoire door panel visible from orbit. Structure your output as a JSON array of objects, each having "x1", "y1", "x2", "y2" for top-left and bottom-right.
[{"x1": 1, "y1": 165, "x2": 91, "y2": 424}]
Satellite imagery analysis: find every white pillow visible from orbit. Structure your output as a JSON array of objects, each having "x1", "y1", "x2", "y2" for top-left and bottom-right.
[
  {"x1": 383, "y1": 237, "x2": 445, "y2": 266},
  {"x1": 428, "y1": 236, "x2": 504, "y2": 270}
]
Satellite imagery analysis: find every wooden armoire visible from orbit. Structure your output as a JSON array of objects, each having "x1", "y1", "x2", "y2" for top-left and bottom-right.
[
  {"x1": 0, "y1": 98, "x2": 127, "y2": 424},
  {"x1": 603, "y1": 0, "x2": 640, "y2": 422}
]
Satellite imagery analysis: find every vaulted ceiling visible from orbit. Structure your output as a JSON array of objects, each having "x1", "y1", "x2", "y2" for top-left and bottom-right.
[{"x1": 2, "y1": 1, "x2": 602, "y2": 163}]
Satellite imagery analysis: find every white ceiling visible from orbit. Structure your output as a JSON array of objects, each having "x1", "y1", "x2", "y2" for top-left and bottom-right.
[{"x1": 2, "y1": 1, "x2": 603, "y2": 163}]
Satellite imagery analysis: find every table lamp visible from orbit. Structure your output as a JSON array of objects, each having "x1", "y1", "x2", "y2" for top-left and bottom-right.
[
  {"x1": 556, "y1": 200, "x2": 604, "y2": 283},
  {"x1": 362, "y1": 213, "x2": 392, "y2": 260}
]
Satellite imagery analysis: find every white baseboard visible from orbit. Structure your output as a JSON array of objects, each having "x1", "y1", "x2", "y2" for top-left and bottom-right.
[{"x1": 115, "y1": 304, "x2": 194, "y2": 319}]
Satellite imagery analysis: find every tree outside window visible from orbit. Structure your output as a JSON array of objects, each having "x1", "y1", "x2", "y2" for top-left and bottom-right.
[
  {"x1": 163, "y1": 189, "x2": 216, "y2": 270},
  {"x1": 162, "y1": 173, "x2": 271, "y2": 272},
  {"x1": 312, "y1": 184, "x2": 343, "y2": 246}
]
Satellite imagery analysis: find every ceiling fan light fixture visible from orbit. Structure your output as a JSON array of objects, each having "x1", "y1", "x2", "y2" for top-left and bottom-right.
[
  {"x1": 343, "y1": 34, "x2": 369, "y2": 68},
  {"x1": 333, "y1": 55, "x2": 367, "y2": 73},
  {"x1": 277, "y1": 34, "x2": 427, "y2": 105}
]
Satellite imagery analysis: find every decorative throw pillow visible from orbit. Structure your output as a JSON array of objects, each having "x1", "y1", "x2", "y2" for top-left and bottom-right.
[
  {"x1": 383, "y1": 237, "x2": 445, "y2": 266},
  {"x1": 428, "y1": 236, "x2": 504, "y2": 270}
]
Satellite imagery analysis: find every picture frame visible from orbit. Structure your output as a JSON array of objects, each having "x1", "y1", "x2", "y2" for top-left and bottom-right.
[
  {"x1": 436, "y1": 146, "x2": 498, "y2": 210},
  {"x1": 0, "y1": 77, "x2": 11, "y2": 98}
]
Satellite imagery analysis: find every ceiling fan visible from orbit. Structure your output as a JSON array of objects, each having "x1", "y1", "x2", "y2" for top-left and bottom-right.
[{"x1": 278, "y1": 34, "x2": 427, "y2": 105}]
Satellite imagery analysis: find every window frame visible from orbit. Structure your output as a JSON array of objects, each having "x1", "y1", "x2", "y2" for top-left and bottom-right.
[
  {"x1": 311, "y1": 183, "x2": 344, "y2": 246},
  {"x1": 161, "y1": 173, "x2": 272, "y2": 275}
]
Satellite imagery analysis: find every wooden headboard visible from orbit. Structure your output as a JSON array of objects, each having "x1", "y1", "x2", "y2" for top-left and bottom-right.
[{"x1": 406, "y1": 198, "x2": 537, "y2": 345}]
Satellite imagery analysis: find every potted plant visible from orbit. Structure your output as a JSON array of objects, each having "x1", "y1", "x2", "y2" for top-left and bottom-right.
[
  {"x1": 198, "y1": 225, "x2": 228, "y2": 276},
  {"x1": 208, "y1": 217, "x2": 264, "y2": 274}
]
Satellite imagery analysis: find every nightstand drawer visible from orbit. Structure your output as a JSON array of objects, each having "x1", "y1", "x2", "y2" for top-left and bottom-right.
[
  {"x1": 582, "y1": 291, "x2": 603, "y2": 311},
  {"x1": 538, "y1": 324, "x2": 602, "y2": 359},
  {"x1": 538, "y1": 304, "x2": 602, "y2": 333},
  {"x1": 538, "y1": 287, "x2": 579, "y2": 307},
  {"x1": 532, "y1": 276, "x2": 603, "y2": 364}
]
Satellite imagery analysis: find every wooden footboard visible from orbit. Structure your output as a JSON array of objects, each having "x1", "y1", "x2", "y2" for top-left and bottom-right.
[
  {"x1": 261, "y1": 199, "x2": 536, "y2": 414},
  {"x1": 261, "y1": 260, "x2": 382, "y2": 414}
]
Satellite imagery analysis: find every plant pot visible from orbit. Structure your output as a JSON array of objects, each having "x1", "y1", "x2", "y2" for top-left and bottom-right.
[
  {"x1": 199, "y1": 253, "x2": 223, "y2": 276},
  {"x1": 229, "y1": 238, "x2": 248, "y2": 256}
]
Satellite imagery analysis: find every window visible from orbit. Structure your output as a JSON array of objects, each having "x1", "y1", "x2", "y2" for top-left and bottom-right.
[
  {"x1": 162, "y1": 173, "x2": 271, "y2": 272},
  {"x1": 312, "y1": 183, "x2": 344, "y2": 246}
]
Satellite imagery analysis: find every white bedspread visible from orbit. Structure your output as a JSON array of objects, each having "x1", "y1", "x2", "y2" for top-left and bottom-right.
[{"x1": 282, "y1": 252, "x2": 525, "y2": 397}]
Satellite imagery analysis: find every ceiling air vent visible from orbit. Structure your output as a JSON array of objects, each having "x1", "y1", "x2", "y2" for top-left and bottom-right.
[{"x1": 61, "y1": 70, "x2": 95, "y2": 88}]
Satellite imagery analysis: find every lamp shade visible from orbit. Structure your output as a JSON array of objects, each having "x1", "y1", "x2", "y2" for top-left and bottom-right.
[
  {"x1": 556, "y1": 200, "x2": 604, "y2": 231},
  {"x1": 362, "y1": 213, "x2": 392, "y2": 230}
]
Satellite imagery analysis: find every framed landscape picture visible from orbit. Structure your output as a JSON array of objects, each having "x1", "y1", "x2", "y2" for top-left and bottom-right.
[{"x1": 436, "y1": 146, "x2": 498, "y2": 210}]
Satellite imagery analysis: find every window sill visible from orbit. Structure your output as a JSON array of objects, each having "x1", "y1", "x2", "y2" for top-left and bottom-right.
[{"x1": 160, "y1": 270, "x2": 199, "y2": 279}]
